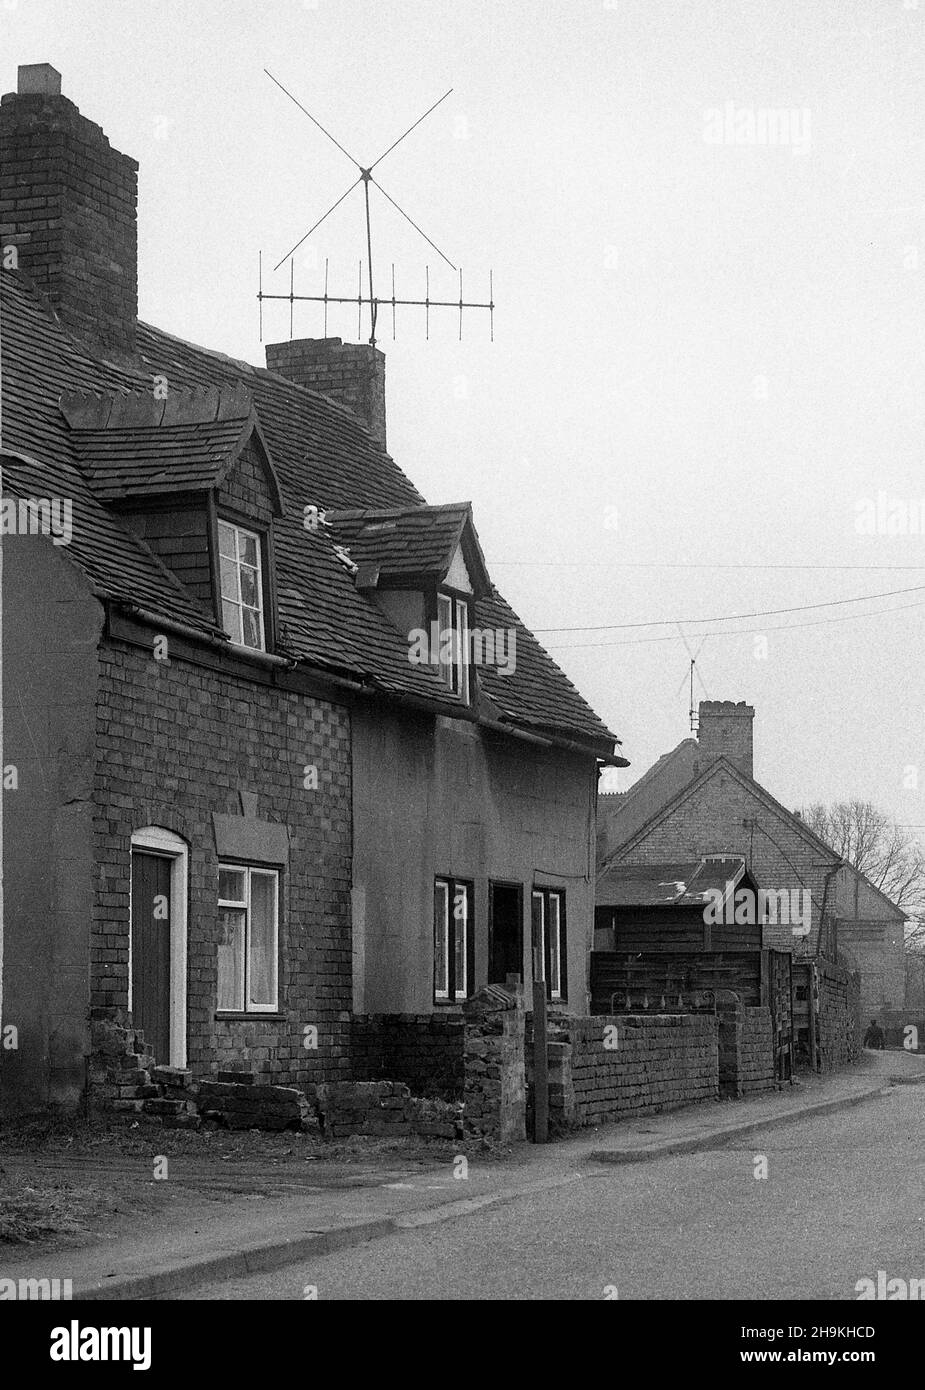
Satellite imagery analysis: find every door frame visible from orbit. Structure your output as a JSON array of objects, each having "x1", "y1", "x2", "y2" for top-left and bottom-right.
[
  {"x1": 488, "y1": 880, "x2": 524, "y2": 987},
  {"x1": 129, "y1": 826, "x2": 188, "y2": 1069}
]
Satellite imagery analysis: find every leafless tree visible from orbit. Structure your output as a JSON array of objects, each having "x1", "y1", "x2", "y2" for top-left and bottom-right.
[{"x1": 799, "y1": 799, "x2": 925, "y2": 951}]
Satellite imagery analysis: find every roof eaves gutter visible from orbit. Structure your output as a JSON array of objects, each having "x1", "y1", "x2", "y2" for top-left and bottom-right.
[
  {"x1": 118, "y1": 602, "x2": 298, "y2": 670},
  {"x1": 480, "y1": 713, "x2": 624, "y2": 764}
]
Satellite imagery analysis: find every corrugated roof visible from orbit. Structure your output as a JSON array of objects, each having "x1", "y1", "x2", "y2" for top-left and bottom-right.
[{"x1": 596, "y1": 856, "x2": 747, "y2": 907}]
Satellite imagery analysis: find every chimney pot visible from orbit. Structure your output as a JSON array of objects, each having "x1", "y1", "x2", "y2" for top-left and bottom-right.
[{"x1": 17, "y1": 63, "x2": 62, "y2": 96}]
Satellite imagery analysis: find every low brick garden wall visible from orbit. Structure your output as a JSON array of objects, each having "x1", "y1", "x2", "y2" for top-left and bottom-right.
[
  {"x1": 717, "y1": 998, "x2": 775, "y2": 1097},
  {"x1": 739, "y1": 1005, "x2": 775, "y2": 1094},
  {"x1": 532, "y1": 1013, "x2": 719, "y2": 1130},
  {"x1": 309, "y1": 1080, "x2": 460, "y2": 1139},
  {"x1": 351, "y1": 1014, "x2": 464, "y2": 1100}
]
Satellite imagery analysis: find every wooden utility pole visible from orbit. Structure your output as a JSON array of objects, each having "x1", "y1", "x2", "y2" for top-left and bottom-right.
[{"x1": 532, "y1": 969, "x2": 549, "y2": 1143}]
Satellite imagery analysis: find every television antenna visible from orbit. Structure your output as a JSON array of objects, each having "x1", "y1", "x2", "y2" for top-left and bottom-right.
[
  {"x1": 258, "y1": 71, "x2": 494, "y2": 347},
  {"x1": 673, "y1": 627, "x2": 710, "y2": 733}
]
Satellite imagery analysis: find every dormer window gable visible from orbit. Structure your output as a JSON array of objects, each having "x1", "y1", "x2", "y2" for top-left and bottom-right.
[
  {"x1": 62, "y1": 386, "x2": 285, "y2": 654},
  {"x1": 325, "y1": 502, "x2": 492, "y2": 706}
]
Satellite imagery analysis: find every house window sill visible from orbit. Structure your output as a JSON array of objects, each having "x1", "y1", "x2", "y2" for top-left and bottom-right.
[{"x1": 214, "y1": 1011, "x2": 284, "y2": 1022}]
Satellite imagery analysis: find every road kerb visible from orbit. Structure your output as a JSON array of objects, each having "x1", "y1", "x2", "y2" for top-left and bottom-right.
[
  {"x1": 77, "y1": 1218, "x2": 397, "y2": 1301},
  {"x1": 588, "y1": 1083, "x2": 893, "y2": 1165}
]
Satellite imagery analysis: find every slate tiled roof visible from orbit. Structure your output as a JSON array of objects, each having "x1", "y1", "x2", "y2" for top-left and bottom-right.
[
  {"x1": 327, "y1": 502, "x2": 486, "y2": 586},
  {"x1": 71, "y1": 420, "x2": 253, "y2": 502},
  {"x1": 0, "y1": 269, "x2": 620, "y2": 753},
  {"x1": 596, "y1": 856, "x2": 748, "y2": 908}
]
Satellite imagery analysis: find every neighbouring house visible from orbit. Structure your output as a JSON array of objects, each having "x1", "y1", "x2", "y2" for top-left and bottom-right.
[
  {"x1": 598, "y1": 701, "x2": 862, "y2": 1069},
  {"x1": 907, "y1": 951, "x2": 925, "y2": 1015},
  {"x1": 0, "y1": 64, "x2": 625, "y2": 1116},
  {"x1": 832, "y1": 866, "x2": 908, "y2": 1024}
]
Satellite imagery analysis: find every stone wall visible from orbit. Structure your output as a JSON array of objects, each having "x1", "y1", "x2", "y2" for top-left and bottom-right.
[
  {"x1": 351, "y1": 1014, "x2": 465, "y2": 1100},
  {"x1": 536, "y1": 1013, "x2": 718, "y2": 1129},
  {"x1": 462, "y1": 985, "x2": 526, "y2": 1142}
]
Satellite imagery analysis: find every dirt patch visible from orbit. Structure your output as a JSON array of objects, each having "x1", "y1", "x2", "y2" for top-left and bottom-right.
[
  {"x1": 0, "y1": 1169, "x2": 154, "y2": 1248},
  {"x1": 0, "y1": 1112, "x2": 521, "y2": 1256},
  {"x1": 0, "y1": 1111, "x2": 515, "y2": 1166}
]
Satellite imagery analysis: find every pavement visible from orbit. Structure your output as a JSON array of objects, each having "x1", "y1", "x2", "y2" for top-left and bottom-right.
[
  {"x1": 3, "y1": 1046, "x2": 923, "y2": 1300},
  {"x1": 186, "y1": 1073, "x2": 925, "y2": 1301}
]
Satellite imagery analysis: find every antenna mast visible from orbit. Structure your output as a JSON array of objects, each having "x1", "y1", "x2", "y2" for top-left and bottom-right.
[{"x1": 259, "y1": 72, "x2": 494, "y2": 346}]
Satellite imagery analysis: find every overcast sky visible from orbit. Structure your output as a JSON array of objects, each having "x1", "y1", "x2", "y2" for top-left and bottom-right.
[{"x1": 3, "y1": 0, "x2": 925, "y2": 836}]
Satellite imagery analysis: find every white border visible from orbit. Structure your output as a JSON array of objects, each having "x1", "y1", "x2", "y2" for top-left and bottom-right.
[{"x1": 129, "y1": 826, "x2": 189, "y2": 1068}]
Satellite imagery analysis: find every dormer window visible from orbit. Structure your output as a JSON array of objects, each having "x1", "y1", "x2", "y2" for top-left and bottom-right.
[
  {"x1": 219, "y1": 519, "x2": 265, "y2": 650},
  {"x1": 437, "y1": 590, "x2": 470, "y2": 701}
]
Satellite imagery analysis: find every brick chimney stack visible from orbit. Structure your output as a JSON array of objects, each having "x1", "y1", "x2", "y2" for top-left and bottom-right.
[
  {"x1": 697, "y1": 700, "x2": 755, "y2": 779},
  {"x1": 265, "y1": 338, "x2": 387, "y2": 449},
  {"x1": 0, "y1": 64, "x2": 138, "y2": 356}
]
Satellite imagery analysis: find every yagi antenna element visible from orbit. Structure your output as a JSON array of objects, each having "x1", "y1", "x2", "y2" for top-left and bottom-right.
[{"x1": 258, "y1": 71, "x2": 494, "y2": 346}]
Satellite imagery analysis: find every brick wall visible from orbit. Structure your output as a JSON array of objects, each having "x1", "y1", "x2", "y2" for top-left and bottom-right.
[
  {"x1": 740, "y1": 1005, "x2": 775, "y2": 1093},
  {"x1": 351, "y1": 1014, "x2": 465, "y2": 1099},
  {"x1": 265, "y1": 338, "x2": 386, "y2": 448},
  {"x1": 93, "y1": 638, "x2": 353, "y2": 1086},
  {"x1": 817, "y1": 960, "x2": 862, "y2": 1070},
  {"x1": 310, "y1": 1081, "x2": 460, "y2": 1139},
  {"x1": 538, "y1": 1014, "x2": 718, "y2": 1128},
  {"x1": 0, "y1": 77, "x2": 138, "y2": 354},
  {"x1": 697, "y1": 700, "x2": 754, "y2": 778}
]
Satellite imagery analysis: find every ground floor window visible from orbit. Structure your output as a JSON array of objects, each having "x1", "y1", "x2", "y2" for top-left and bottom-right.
[
  {"x1": 531, "y1": 888, "x2": 567, "y2": 1001},
  {"x1": 217, "y1": 864, "x2": 279, "y2": 1012},
  {"x1": 434, "y1": 877, "x2": 474, "y2": 1003}
]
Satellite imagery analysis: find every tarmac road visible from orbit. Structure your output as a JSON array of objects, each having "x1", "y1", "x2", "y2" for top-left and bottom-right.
[{"x1": 181, "y1": 1082, "x2": 925, "y2": 1300}]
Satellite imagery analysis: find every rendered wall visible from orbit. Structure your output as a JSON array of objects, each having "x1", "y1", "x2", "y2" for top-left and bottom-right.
[
  {"x1": 352, "y1": 706, "x2": 598, "y2": 1016},
  {"x1": 1, "y1": 536, "x2": 101, "y2": 1112}
]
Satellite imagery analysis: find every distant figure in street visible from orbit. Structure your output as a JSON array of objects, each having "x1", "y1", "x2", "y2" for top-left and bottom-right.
[{"x1": 863, "y1": 1019, "x2": 885, "y2": 1049}]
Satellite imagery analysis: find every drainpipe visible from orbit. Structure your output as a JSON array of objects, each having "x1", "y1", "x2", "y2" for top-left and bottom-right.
[{"x1": 819, "y1": 859, "x2": 843, "y2": 960}]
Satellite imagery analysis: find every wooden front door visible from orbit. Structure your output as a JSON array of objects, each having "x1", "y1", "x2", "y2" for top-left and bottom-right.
[
  {"x1": 488, "y1": 882, "x2": 523, "y2": 985},
  {"x1": 131, "y1": 850, "x2": 172, "y2": 1064}
]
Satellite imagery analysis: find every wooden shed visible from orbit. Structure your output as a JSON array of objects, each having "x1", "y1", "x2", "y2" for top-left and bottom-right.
[{"x1": 594, "y1": 855, "x2": 766, "y2": 953}]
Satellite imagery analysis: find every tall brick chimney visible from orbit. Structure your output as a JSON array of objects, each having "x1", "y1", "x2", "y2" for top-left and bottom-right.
[
  {"x1": 697, "y1": 700, "x2": 755, "y2": 779},
  {"x1": 0, "y1": 64, "x2": 138, "y2": 356},
  {"x1": 265, "y1": 337, "x2": 387, "y2": 449}
]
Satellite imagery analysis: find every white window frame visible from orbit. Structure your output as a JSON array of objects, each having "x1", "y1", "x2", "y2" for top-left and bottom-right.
[
  {"x1": 218, "y1": 519, "x2": 266, "y2": 652},
  {"x1": 129, "y1": 826, "x2": 189, "y2": 1069},
  {"x1": 217, "y1": 863, "x2": 279, "y2": 1014},
  {"x1": 436, "y1": 590, "x2": 470, "y2": 701},
  {"x1": 435, "y1": 877, "x2": 471, "y2": 1003},
  {"x1": 532, "y1": 888, "x2": 565, "y2": 1001},
  {"x1": 547, "y1": 892, "x2": 563, "y2": 1000}
]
